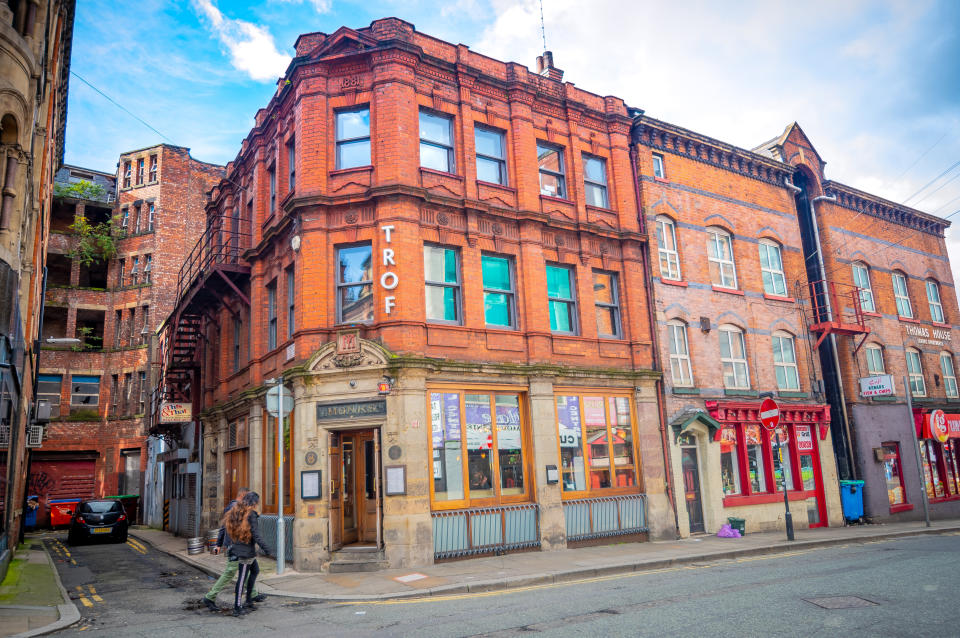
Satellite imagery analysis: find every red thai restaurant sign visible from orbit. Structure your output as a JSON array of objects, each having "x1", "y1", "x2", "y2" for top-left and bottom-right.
[{"x1": 918, "y1": 411, "x2": 960, "y2": 441}]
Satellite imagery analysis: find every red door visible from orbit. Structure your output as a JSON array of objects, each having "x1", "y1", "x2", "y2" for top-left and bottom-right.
[
  {"x1": 29, "y1": 456, "x2": 96, "y2": 528},
  {"x1": 794, "y1": 425, "x2": 827, "y2": 528}
]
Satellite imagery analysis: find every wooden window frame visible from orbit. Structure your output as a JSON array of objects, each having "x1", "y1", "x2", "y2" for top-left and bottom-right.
[
  {"x1": 667, "y1": 320, "x2": 693, "y2": 387},
  {"x1": 655, "y1": 216, "x2": 681, "y2": 281}
]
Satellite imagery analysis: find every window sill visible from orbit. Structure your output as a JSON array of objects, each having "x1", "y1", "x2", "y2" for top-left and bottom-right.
[
  {"x1": 889, "y1": 503, "x2": 914, "y2": 513},
  {"x1": 420, "y1": 167, "x2": 463, "y2": 181},
  {"x1": 932, "y1": 322, "x2": 952, "y2": 329},
  {"x1": 862, "y1": 311, "x2": 881, "y2": 318},
  {"x1": 763, "y1": 294, "x2": 795, "y2": 303},
  {"x1": 898, "y1": 316, "x2": 921, "y2": 324},
  {"x1": 712, "y1": 286, "x2": 744, "y2": 296},
  {"x1": 724, "y1": 389, "x2": 758, "y2": 397},
  {"x1": 778, "y1": 391, "x2": 809, "y2": 399},
  {"x1": 911, "y1": 396, "x2": 933, "y2": 403},
  {"x1": 654, "y1": 176, "x2": 669, "y2": 184},
  {"x1": 539, "y1": 194, "x2": 574, "y2": 205},
  {"x1": 672, "y1": 387, "x2": 700, "y2": 395},
  {"x1": 330, "y1": 165, "x2": 373, "y2": 177},
  {"x1": 585, "y1": 204, "x2": 615, "y2": 214},
  {"x1": 262, "y1": 213, "x2": 275, "y2": 227},
  {"x1": 660, "y1": 279, "x2": 688, "y2": 288},
  {"x1": 723, "y1": 491, "x2": 813, "y2": 507},
  {"x1": 476, "y1": 179, "x2": 516, "y2": 193},
  {"x1": 870, "y1": 396, "x2": 899, "y2": 402},
  {"x1": 947, "y1": 397, "x2": 960, "y2": 403},
  {"x1": 929, "y1": 495, "x2": 960, "y2": 504}
]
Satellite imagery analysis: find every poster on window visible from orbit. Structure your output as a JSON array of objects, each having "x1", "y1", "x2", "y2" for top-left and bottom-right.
[
  {"x1": 612, "y1": 397, "x2": 630, "y2": 425},
  {"x1": 431, "y1": 393, "x2": 444, "y2": 447},
  {"x1": 719, "y1": 427, "x2": 737, "y2": 452},
  {"x1": 557, "y1": 396, "x2": 581, "y2": 448},
  {"x1": 744, "y1": 424, "x2": 762, "y2": 446},
  {"x1": 796, "y1": 425, "x2": 813, "y2": 451},
  {"x1": 443, "y1": 393, "x2": 461, "y2": 442},
  {"x1": 465, "y1": 400, "x2": 492, "y2": 450},
  {"x1": 773, "y1": 426, "x2": 789, "y2": 446},
  {"x1": 495, "y1": 403, "x2": 522, "y2": 449},
  {"x1": 583, "y1": 396, "x2": 605, "y2": 426}
]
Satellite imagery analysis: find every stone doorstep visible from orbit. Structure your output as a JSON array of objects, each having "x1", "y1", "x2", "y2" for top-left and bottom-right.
[{"x1": 135, "y1": 522, "x2": 960, "y2": 602}]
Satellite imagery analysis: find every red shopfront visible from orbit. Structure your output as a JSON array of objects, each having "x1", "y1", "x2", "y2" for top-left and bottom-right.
[
  {"x1": 707, "y1": 401, "x2": 831, "y2": 528},
  {"x1": 913, "y1": 410, "x2": 960, "y2": 502}
]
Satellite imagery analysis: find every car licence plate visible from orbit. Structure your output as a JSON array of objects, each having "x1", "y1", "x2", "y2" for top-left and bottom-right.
[{"x1": 91, "y1": 527, "x2": 112, "y2": 534}]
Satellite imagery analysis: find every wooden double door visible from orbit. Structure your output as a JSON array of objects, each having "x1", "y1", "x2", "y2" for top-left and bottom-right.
[{"x1": 329, "y1": 429, "x2": 380, "y2": 547}]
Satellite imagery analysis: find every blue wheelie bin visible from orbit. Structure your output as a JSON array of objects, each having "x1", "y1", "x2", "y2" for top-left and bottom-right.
[{"x1": 839, "y1": 480, "x2": 865, "y2": 522}]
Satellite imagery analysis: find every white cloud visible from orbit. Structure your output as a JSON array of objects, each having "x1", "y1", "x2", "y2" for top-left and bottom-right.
[
  {"x1": 193, "y1": 0, "x2": 292, "y2": 81},
  {"x1": 273, "y1": 0, "x2": 333, "y2": 13}
]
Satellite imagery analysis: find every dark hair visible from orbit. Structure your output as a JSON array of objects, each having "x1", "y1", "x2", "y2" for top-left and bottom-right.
[{"x1": 241, "y1": 492, "x2": 260, "y2": 508}]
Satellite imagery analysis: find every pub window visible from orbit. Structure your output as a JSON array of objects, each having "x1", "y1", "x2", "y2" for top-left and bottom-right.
[
  {"x1": 758, "y1": 240, "x2": 787, "y2": 297},
  {"x1": 919, "y1": 439, "x2": 950, "y2": 499},
  {"x1": 881, "y1": 442, "x2": 907, "y2": 507},
  {"x1": 70, "y1": 375, "x2": 100, "y2": 412},
  {"x1": 37, "y1": 374, "x2": 62, "y2": 419},
  {"x1": 582, "y1": 154, "x2": 608, "y2": 208},
  {"x1": 556, "y1": 392, "x2": 638, "y2": 494},
  {"x1": 419, "y1": 110, "x2": 455, "y2": 173},
  {"x1": 941, "y1": 352, "x2": 958, "y2": 398},
  {"x1": 655, "y1": 216, "x2": 681, "y2": 281},
  {"x1": 149, "y1": 154, "x2": 158, "y2": 182},
  {"x1": 852, "y1": 262, "x2": 874, "y2": 312},
  {"x1": 267, "y1": 279, "x2": 277, "y2": 350},
  {"x1": 927, "y1": 279, "x2": 945, "y2": 323},
  {"x1": 772, "y1": 331, "x2": 800, "y2": 391},
  {"x1": 744, "y1": 425, "x2": 767, "y2": 493},
  {"x1": 429, "y1": 390, "x2": 528, "y2": 507},
  {"x1": 906, "y1": 347, "x2": 925, "y2": 397},
  {"x1": 667, "y1": 320, "x2": 693, "y2": 387},
  {"x1": 286, "y1": 266, "x2": 295, "y2": 339},
  {"x1": 336, "y1": 244, "x2": 373, "y2": 324},
  {"x1": 424, "y1": 245, "x2": 461, "y2": 324},
  {"x1": 537, "y1": 142, "x2": 566, "y2": 198},
  {"x1": 892, "y1": 271, "x2": 913, "y2": 318},
  {"x1": 481, "y1": 253, "x2": 515, "y2": 328},
  {"x1": 719, "y1": 428, "x2": 741, "y2": 496},
  {"x1": 593, "y1": 270, "x2": 621, "y2": 338},
  {"x1": 136, "y1": 158, "x2": 144, "y2": 185},
  {"x1": 336, "y1": 107, "x2": 371, "y2": 170},
  {"x1": 475, "y1": 126, "x2": 507, "y2": 185},
  {"x1": 546, "y1": 264, "x2": 577, "y2": 335},
  {"x1": 865, "y1": 343, "x2": 885, "y2": 376},
  {"x1": 652, "y1": 153, "x2": 665, "y2": 179}
]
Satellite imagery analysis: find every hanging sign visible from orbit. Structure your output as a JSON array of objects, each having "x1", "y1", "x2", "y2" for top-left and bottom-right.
[
  {"x1": 159, "y1": 402, "x2": 192, "y2": 424},
  {"x1": 859, "y1": 375, "x2": 894, "y2": 397}
]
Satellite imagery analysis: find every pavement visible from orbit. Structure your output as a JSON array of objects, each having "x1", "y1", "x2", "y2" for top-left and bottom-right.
[
  {"x1": 130, "y1": 517, "x2": 960, "y2": 602},
  {"x1": 0, "y1": 537, "x2": 80, "y2": 637}
]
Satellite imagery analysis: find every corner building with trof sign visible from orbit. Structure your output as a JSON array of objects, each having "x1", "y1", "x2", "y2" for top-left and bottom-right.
[{"x1": 157, "y1": 19, "x2": 670, "y2": 572}]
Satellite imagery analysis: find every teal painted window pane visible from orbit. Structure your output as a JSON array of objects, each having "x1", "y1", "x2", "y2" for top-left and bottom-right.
[
  {"x1": 549, "y1": 300, "x2": 572, "y2": 332},
  {"x1": 485, "y1": 292, "x2": 510, "y2": 326},
  {"x1": 425, "y1": 246, "x2": 458, "y2": 284},
  {"x1": 482, "y1": 256, "x2": 510, "y2": 291},
  {"x1": 546, "y1": 266, "x2": 572, "y2": 299},
  {"x1": 426, "y1": 285, "x2": 458, "y2": 321}
]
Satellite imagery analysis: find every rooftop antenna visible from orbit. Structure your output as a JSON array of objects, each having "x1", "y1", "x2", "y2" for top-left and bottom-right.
[{"x1": 539, "y1": 0, "x2": 547, "y2": 50}]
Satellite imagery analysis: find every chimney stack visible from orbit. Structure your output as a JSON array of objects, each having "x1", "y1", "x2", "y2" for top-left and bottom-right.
[{"x1": 536, "y1": 50, "x2": 563, "y2": 82}]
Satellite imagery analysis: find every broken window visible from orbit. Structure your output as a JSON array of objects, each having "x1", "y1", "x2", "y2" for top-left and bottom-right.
[
  {"x1": 75, "y1": 309, "x2": 105, "y2": 351},
  {"x1": 41, "y1": 306, "x2": 68, "y2": 341},
  {"x1": 46, "y1": 253, "x2": 72, "y2": 287}
]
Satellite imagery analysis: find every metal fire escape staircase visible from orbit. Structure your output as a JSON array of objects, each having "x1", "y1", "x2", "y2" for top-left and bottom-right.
[
  {"x1": 156, "y1": 215, "x2": 251, "y2": 416},
  {"x1": 797, "y1": 279, "x2": 871, "y2": 355}
]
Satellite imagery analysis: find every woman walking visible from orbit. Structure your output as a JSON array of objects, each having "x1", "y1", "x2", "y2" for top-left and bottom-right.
[{"x1": 222, "y1": 491, "x2": 270, "y2": 616}]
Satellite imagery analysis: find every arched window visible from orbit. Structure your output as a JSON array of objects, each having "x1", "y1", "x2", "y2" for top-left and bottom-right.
[
  {"x1": 927, "y1": 280, "x2": 945, "y2": 324},
  {"x1": 772, "y1": 331, "x2": 799, "y2": 390},
  {"x1": 758, "y1": 240, "x2": 787, "y2": 296},
  {"x1": 865, "y1": 343, "x2": 885, "y2": 375},
  {"x1": 707, "y1": 227, "x2": 737, "y2": 289},
  {"x1": 666, "y1": 320, "x2": 693, "y2": 386},
  {"x1": 941, "y1": 352, "x2": 958, "y2": 399},
  {"x1": 851, "y1": 262, "x2": 875, "y2": 313},
  {"x1": 906, "y1": 348, "x2": 925, "y2": 397},
  {"x1": 655, "y1": 216, "x2": 681, "y2": 281},
  {"x1": 892, "y1": 271, "x2": 913, "y2": 318},
  {"x1": 718, "y1": 324, "x2": 749, "y2": 389}
]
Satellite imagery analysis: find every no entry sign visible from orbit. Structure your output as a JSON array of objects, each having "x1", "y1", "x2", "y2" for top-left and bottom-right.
[{"x1": 760, "y1": 397, "x2": 780, "y2": 430}]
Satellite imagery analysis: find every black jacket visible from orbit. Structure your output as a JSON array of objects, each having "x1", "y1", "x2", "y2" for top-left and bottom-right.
[
  {"x1": 230, "y1": 511, "x2": 270, "y2": 560},
  {"x1": 216, "y1": 501, "x2": 236, "y2": 549}
]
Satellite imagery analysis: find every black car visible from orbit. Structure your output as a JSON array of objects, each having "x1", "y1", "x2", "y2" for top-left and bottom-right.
[{"x1": 67, "y1": 499, "x2": 128, "y2": 545}]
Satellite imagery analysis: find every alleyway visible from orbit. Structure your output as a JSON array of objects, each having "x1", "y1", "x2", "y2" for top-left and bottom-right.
[{"x1": 43, "y1": 530, "x2": 960, "y2": 637}]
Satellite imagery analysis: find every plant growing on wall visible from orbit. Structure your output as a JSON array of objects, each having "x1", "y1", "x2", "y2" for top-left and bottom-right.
[
  {"x1": 73, "y1": 326, "x2": 103, "y2": 352},
  {"x1": 54, "y1": 179, "x2": 108, "y2": 202},
  {"x1": 67, "y1": 213, "x2": 120, "y2": 267}
]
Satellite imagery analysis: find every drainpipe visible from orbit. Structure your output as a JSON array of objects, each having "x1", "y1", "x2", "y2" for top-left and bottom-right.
[
  {"x1": 809, "y1": 193, "x2": 858, "y2": 480},
  {"x1": 628, "y1": 110, "x2": 678, "y2": 534}
]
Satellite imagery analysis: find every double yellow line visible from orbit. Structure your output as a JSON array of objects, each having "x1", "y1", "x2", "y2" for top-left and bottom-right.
[
  {"x1": 75, "y1": 584, "x2": 103, "y2": 607},
  {"x1": 49, "y1": 539, "x2": 77, "y2": 565},
  {"x1": 126, "y1": 537, "x2": 148, "y2": 554}
]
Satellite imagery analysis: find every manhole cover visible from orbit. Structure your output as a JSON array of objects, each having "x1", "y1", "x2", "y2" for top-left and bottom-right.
[{"x1": 805, "y1": 596, "x2": 878, "y2": 609}]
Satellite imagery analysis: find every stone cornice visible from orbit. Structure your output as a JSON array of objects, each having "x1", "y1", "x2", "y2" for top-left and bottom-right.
[
  {"x1": 632, "y1": 116, "x2": 794, "y2": 188},
  {"x1": 824, "y1": 181, "x2": 949, "y2": 237}
]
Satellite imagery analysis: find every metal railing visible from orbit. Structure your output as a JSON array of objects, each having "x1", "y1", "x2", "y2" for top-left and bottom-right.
[
  {"x1": 258, "y1": 514, "x2": 294, "y2": 562},
  {"x1": 563, "y1": 494, "x2": 648, "y2": 542},
  {"x1": 806, "y1": 279, "x2": 867, "y2": 328},
  {"x1": 432, "y1": 504, "x2": 540, "y2": 560},
  {"x1": 175, "y1": 214, "x2": 252, "y2": 307}
]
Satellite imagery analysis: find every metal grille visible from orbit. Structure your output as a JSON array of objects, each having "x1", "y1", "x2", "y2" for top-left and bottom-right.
[
  {"x1": 258, "y1": 514, "x2": 294, "y2": 562},
  {"x1": 0, "y1": 425, "x2": 9, "y2": 447},
  {"x1": 432, "y1": 504, "x2": 540, "y2": 560},
  {"x1": 26, "y1": 425, "x2": 43, "y2": 447},
  {"x1": 228, "y1": 422, "x2": 237, "y2": 449},
  {"x1": 563, "y1": 494, "x2": 648, "y2": 542}
]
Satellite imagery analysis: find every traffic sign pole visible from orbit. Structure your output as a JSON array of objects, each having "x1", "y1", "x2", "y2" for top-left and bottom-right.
[{"x1": 760, "y1": 396, "x2": 793, "y2": 541}]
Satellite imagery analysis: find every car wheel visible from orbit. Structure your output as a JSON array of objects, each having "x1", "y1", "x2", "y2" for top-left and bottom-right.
[
  {"x1": 67, "y1": 531, "x2": 79, "y2": 546},
  {"x1": 116, "y1": 530, "x2": 128, "y2": 543}
]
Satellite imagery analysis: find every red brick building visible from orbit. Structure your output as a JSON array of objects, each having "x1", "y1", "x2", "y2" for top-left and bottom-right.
[
  {"x1": 159, "y1": 18, "x2": 670, "y2": 571},
  {"x1": 758, "y1": 124, "x2": 958, "y2": 522},
  {"x1": 632, "y1": 116, "x2": 842, "y2": 536},
  {"x1": 33, "y1": 147, "x2": 222, "y2": 528}
]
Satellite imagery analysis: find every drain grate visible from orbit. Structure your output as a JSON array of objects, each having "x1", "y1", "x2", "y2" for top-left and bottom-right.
[{"x1": 805, "y1": 596, "x2": 878, "y2": 609}]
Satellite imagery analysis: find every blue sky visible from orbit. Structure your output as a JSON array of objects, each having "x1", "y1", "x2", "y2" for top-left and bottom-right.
[{"x1": 65, "y1": 1, "x2": 960, "y2": 281}]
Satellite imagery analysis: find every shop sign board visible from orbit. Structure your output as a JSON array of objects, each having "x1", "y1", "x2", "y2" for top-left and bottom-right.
[
  {"x1": 921, "y1": 411, "x2": 960, "y2": 440},
  {"x1": 859, "y1": 374, "x2": 895, "y2": 397},
  {"x1": 759, "y1": 397, "x2": 780, "y2": 430},
  {"x1": 796, "y1": 425, "x2": 813, "y2": 451},
  {"x1": 904, "y1": 324, "x2": 953, "y2": 348},
  {"x1": 159, "y1": 402, "x2": 191, "y2": 424},
  {"x1": 316, "y1": 399, "x2": 386, "y2": 421},
  {"x1": 929, "y1": 410, "x2": 949, "y2": 443}
]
